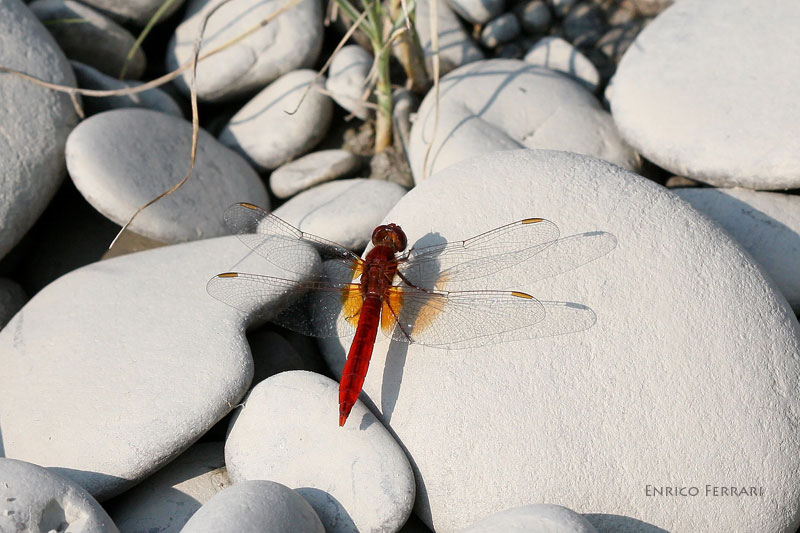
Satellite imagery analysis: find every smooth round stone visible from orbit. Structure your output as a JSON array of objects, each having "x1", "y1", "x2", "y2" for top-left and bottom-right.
[
  {"x1": 0, "y1": 278, "x2": 27, "y2": 329},
  {"x1": 407, "y1": 59, "x2": 639, "y2": 182},
  {"x1": 480, "y1": 13, "x2": 521, "y2": 48},
  {"x1": 675, "y1": 188, "x2": 800, "y2": 311},
  {"x1": 0, "y1": 0, "x2": 78, "y2": 262},
  {"x1": 270, "y1": 149, "x2": 361, "y2": 199},
  {"x1": 107, "y1": 442, "x2": 230, "y2": 532},
  {"x1": 182, "y1": 480, "x2": 324, "y2": 533},
  {"x1": 166, "y1": 0, "x2": 323, "y2": 103},
  {"x1": 608, "y1": 0, "x2": 800, "y2": 189},
  {"x1": 0, "y1": 458, "x2": 118, "y2": 532},
  {"x1": 225, "y1": 371, "x2": 415, "y2": 533},
  {"x1": 516, "y1": 0, "x2": 552, "y2": 34},
  {"x1": 630, "y1": 0, "x2": 673, "y2": 16},
  {"x1": 0, "y1": 235, "x2": 319, "y2": 500},
  {"x1": 66, "y1": 108, "x2": 268, "y2": 243},
  {"x1": 462, "y1": 504, "x2": 597, "y2": 533},
  {"x1": 325, "y1": 45, "x2": 373, "y2": 120},
  {"x1": 71, "y1": 61, "x2": 183, "y2": 117},
  {"x1": 78, "y1": 0, "x2": 187, "y2": 26},
  {"x1": 30, "y1": 0, "x2": 146, "y2": 79},
  {"x1": 219, "y1": 70, "x2": 333, "y2": 171},
  {"x1": 415, "y1": 0, "x2": 484, "y2": 75},
  {"x1": 562, "y1": 1, "x2": 607, "y2": 48},
  {"x1": 524, "y1": 36, "x2": 599, "y2": 92},
  {"x1": 272, "y1": 179, "x2": 407, "y2": 251},
  {"x1": 318, "y1": 150, "x2": 800, "y2": 531},
  {"x1": 447, "y1": 0, "x2": 503, "y2": 25}
]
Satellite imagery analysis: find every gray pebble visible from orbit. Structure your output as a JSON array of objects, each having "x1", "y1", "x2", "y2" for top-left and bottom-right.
[
  {"x1": 481, "y1": 13, "x2": 521, "y2": 48},
  {"x1": 270, "y1": 149, "x2": 361, "y2": 199}
]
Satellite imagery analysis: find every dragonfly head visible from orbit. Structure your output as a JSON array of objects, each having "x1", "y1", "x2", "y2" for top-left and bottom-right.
[{"x1": 372, "y1": 223, "x2": 407, "y2": 252}]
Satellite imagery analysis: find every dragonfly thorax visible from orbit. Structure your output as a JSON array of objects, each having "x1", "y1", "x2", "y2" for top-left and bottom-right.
[{"x1": 371, "y1": 223, "x2": 407, "y2": 253}]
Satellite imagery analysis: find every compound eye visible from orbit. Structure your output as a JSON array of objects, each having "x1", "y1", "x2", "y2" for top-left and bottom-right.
[{"x1": 371, "y1": 225, "x2": 388, "y2": 245}]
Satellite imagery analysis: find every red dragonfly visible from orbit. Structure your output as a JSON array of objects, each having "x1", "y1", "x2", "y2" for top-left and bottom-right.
[{"x1": 208, "y1": 202, "x2": 615, "y2": 426}]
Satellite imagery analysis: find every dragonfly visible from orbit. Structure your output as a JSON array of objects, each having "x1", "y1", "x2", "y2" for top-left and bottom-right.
[{"x1": 208, "y1": 202, "x2": 616, "y2": 427}]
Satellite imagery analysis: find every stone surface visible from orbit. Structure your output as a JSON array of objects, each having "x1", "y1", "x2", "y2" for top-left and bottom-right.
[
  {"x1": 30, "y1": 0, "x2": 146, "y2": 79},
  {"x1": 226, "y1": 371, "x2": 415, "y2": 533},
  {"x1": 326, "y1": 45, "x2": 373, "y2": 120},
  {"x1": 408, "y1": 59, "x2": 639, "y2": 181},
  {"x1": 675, "y1": 188, "x2": 800, "y2": 311},
  {"x1": 524, "y1": 36, "x2": 600, "y2": 92},
  {"x1": 0, "y1": 458, "x2": 119, "y2": 532},
  {"x1": 562, "y1": 1, "x2": 607, "y2": 48},
  {"x1": 270, "y1": 149, "x2": 361, "y2": 199},
  {"x1": 106, "y1": 442, "x2": 230, "y2": 533},
  {"x1": 219, "y1": 70, "x2": 333, "y2": 171},
  {"x1": 550, "y1": 0, "x2": 577, "y2": 17},
  {"x1": 608, "y1": 0, "x2": 800, "y2": 189},
  {"x1": 272, "y1": 179, "x2": 407, "y2": 251},
  {"x1": 0, "y1": 278, "x2": 26, "y2": 329},
  {"x1": 318, "y1": 150, "x2": 800, "y2": 532},
  {"x1": 0, "y1": 235, "x2": 318, "y2": 500},
  {"x1": 516, "y1": 0, "x2": 552, "y2": 34},
  {"x1": 66, "y1": 108, "x2": 268, "y2": 243},
  {"x1": 447, "y1": 0, "x2": 503, "y2": 24},
  {"x1": 462, "y1": 504, "x2": 597, "y2": 533},
  {"x1": 79, "y1": 0, "x2": 187, "y2": 26},
  {"x1": 166, "y1": 0, "x2": 323, "y2": 103},
  {"x1": 182, "y1": 480, "x2": 325, "y2": 533},
  {"x1": 480, "y1": 13, "x2": 521, "y2": 48},
  {"x1": 0, "y1": 0, "x2": 78, "y2": 262},
  {"x1": 415, "y1": 0, "x2": 484, "y2": 75},
  {"x1": 71, "y1": 61, "x2": 183, "y2": 117}
]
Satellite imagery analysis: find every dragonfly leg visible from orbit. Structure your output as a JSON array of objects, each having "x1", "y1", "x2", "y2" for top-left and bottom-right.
[{"x1": 396, "y1": 270, "x2": 436, "y2": 294}]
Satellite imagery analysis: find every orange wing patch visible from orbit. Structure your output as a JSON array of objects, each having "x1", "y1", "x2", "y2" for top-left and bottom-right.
[
  {"x1": 341, "y1": 285, "x2": 363, "y2": 327},
  {"x1": 382, "y1": 288, "x2": 404, "y2": 335}
]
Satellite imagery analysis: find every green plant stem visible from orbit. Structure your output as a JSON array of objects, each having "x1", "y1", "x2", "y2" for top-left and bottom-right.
[
  {"x1": 119, "y1": 0, "x2": 181, "y2": 79},
  {"x1": 373, "y1": 41, "x2": 393, "y2": 152}
]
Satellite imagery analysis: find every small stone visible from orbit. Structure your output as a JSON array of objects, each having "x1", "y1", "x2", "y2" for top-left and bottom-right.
[
  {"x1": 627, "y1": 0, "x2": 673, "y2": 17},
  {"x1": 664, "y1": 176, "x2": 701, "y2": 188},
  {"x1": 562, "y1": 1, "x2": 607, "y2": 48},
  {"x1": 462, "y1": 504, "x2": 597, "y2": 532},
  {"x1": 225, "y1": 371, "x2": 415, "y2": 533},
  {"x1": 166, "y1": 0, "x2": 323, "y2": 103},
  {"x1": 392, "y1": 88, "x2": 418, "y2": 157},
  {"x1": 78, "y1": 0, "x2": 187, "y2": 26},
  {"x1": 0, "y1": 0, "x2": 78, "y2": 261},
  {"x1": 524, "y1": 36, "x2": 599, "y2": 92},
  {"x1": 71, "y1": 61, "x2": 183, "y2": 117},
  {"x1": 516, "y1": 0, "x2": 552, "y2": 34},
  {"x1": 30, "y1": 0, "x2": 147, "y2": 79},
  {"x1": 447, "y1": 0, "x2": 504, "y2": 25},
  {"x1": 107, "y1": 442, "x2": 230, "y2": 532},
  {"x1": 272, "y1": 179, "x2": 408, "y2": 250},
  {"x1": 66, "y1": 108, "x2": 268, "y2": 243},
  {"x1": 219, "y1": 70, "x2": 333, "y2": 171},
  {"x1": 182, "y1": 480, "x2": 324, "y2": 533},
  {"x1": 408, "y1": 59, "x2": 639, "y2": 182},
  {"x1": 481, "y1": 13, "x2": 521, "y2": 48},
  {"x1": 0, "y1": 458, "x2": 118, "y2": 532},
  {"x1": 415, "y1": 0, "x2": 485, "y2": 75},
  {"x1": 0, "y1": 279, "x2": 27, "y2": 329},
  {"x1": 270, "y1": 150, "x2": 361, "y2": 199},
  {"x1": 326, "y1": 45, "x2": 373, "y2": 120}
]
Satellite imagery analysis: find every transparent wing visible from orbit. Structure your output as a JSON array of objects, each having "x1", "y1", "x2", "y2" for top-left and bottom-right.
[
  {"x1": 397, "y1": 218, "x2": 617, "y2": 290},
  {"x1": 207, "y1": 272, "x2": 360, "y2": 338},
  {"x1": 224, "y1": 202, "x2": 364, "y2": 280},
  {"x1": 382, "y1": 286, "x2": 596, "y2": 349}
]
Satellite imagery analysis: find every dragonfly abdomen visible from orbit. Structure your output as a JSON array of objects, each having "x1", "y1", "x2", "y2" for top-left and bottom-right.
[{"x1": 338, "y1": 295, "x2": 382, "y2": 426}]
